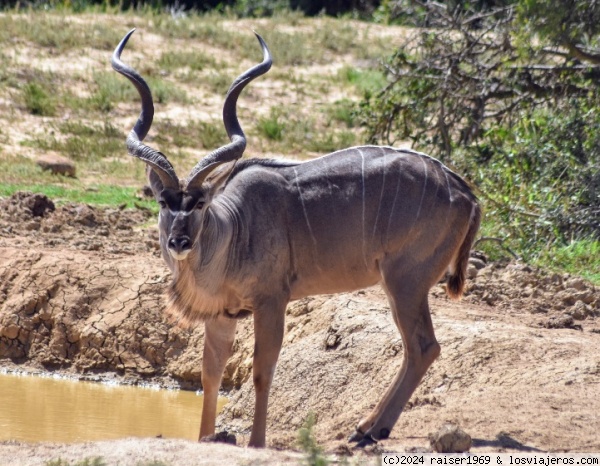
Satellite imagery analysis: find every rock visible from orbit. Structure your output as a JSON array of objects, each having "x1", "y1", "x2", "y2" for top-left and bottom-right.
[
  {"x1": 287, "y1": 299, "x2": 311, "y2": 317},
  {"x1": 1, "y1": 324, "x2": 20, "y2": 340},
  {"x1": 476, "y1": 266, "x2": 495, "y2": 280},
  {"x1": 574, "y1": 291, "x2": 595, "y2": 305},
  {"x1": 557, "y1": 290, "x2": 577, "y2": 307},
  {"x1": 24, "y1": 220, "x2": 41, "y2": 231},
  {"x1": 74, "y1": 205, "x2": 97, "y2": 227},
  {"x1": 482, "y1": 291, "x2": 499, "y2": 305},
  {"x1": 467, "y1": 264, "x2": 478, "y2": 279},
  {"x1": 570, "y1": 301, "x2": 587, "y2": 320},
  {"x1": 429, "y1": 424, "x2": 472, "y2": 453},
  {"x1": 12, "y1": 192, "x2": 56, "y2": 218},
  {"x1": 543, "y1": 314, "x2": 582, "y2": 330},
  {"x1": 468, "y1": 257, "x2": 487, "y2": 270},
  {"x1": 36, "y1": 154, "x2": 76, "y2": 177},
  {"x1": 566, "y1": 278, "x2": 587, "y2": 291}
]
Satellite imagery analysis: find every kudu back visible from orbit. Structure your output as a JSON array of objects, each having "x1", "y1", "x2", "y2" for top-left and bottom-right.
[{"x1": 112, "y1": 29, "x2": 481, "y2": 448}]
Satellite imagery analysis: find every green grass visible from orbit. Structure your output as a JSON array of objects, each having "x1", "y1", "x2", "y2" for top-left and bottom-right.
[
  {"x1": 535, "y1": 239, "x2": 600, "y2": 284},
  {"x1": 154, "y1": 119, "x2": 227, "y2": 150},
  {"x1": 306, "y1": 130, "x2": 357, "y2": 153},
  {"x1": 257, "y1": 109, "x2": 285, "y2": 141},
  {"x1": 0, "y1": 15, "x2": 123, "y2": 51},
  {"x1": 327, "y1": 99, "x2": 357, "y2": 128},
  {"x1": 475, "y1": 219, "x2": 600, "y2": 285},
  {"x1": 63, "y1": 72, "x2": 189, "y2": 114},
  {"x1": 46, "y1": 458, "x2": 106, "y2": 466},
  {"x1": 261, "y1": 29, "x2": 312, "y2": 66},
  {"x1": 157, "y1": 50, "x2": 218, "y2": 72},
  {"x1": 252, "y1": 105, "x2": 358, "y2": 155},
  {"x1": 146, "y1": 76, "x2": 189, "y2": 105},
  {"x1": 339, "y1": 66, "x2": 387, "y2": 97},
  {"x1": 312, "y1": 21, "x2": 358, "y2": 54},
  {"x1": 152, "y1": 12, "x2": 230, "y2": 42},
  {"x1": 203, "y1": 70, "x2": 233, "y2": 95},
  {"x1": 23, "y1": 82, "x2": 57, "y2": 116},
  {"x1": 0, "y1": 183, "x2": 157, "y2": 212},
  {"x1": 79, "y1": 72, "x2": 139, "y2": 113},
  {"x1": 26, "y1": 121, "x2": 124, "y2": 162}
]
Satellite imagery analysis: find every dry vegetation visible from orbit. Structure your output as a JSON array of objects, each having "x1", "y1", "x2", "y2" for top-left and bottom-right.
[
  {"x1": 0, "y1": 11, "x2": 407, "y2": 198},
  {"x1": 1, "y1": 10, "x2": 599, "y2": 466}
]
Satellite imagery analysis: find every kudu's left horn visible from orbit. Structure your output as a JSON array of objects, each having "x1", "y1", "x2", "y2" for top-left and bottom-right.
[{"x1": 111, "y1": 28, "x2": 179, "y2": 191}]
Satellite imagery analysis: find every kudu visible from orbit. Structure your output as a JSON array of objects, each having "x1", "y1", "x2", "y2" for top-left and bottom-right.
[{"x1": 112, "y1": 29, "x2": 481, "y2": 448}]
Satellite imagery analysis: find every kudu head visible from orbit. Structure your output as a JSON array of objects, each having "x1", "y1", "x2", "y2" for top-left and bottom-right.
[{"x1": 111, "y1": 29, "x2": 272, "y2": 261}]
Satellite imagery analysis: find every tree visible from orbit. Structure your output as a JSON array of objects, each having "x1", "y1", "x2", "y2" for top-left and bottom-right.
[{"x1": 360, "y1": 0, "x2": 600, "y2": 257}]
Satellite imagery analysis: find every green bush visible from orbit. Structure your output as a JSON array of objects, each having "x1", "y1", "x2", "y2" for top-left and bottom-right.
[{"x1": 358, "y1": 0, "x2": 600, "y2": 268}]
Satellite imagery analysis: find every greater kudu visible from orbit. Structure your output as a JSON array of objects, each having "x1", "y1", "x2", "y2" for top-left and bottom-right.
[{"x1": 112, "y1": 29, "x2": 481, "y2": 448}]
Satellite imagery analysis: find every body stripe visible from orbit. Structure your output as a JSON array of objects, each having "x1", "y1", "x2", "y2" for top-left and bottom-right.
[
  {"x1": 293, "y1": 167, "x2": 318, "y2": 248},
  {"x1": 386, "y1": 158, "x2": 403, "y2": 246},
  {"x1": 358, "y1": 149, "x2": 369, "y2": 268},
  {"x1": 414, "y1": 157, "x2": 428, "y2": 222},
  {"x1": 371, "y1": 147, "x2": 387, "y2": 241}
]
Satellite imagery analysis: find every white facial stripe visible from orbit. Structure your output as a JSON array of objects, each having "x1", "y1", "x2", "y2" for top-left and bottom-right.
[{"x1": 168, "y1": 209, "x2": 194, "y2": 217}]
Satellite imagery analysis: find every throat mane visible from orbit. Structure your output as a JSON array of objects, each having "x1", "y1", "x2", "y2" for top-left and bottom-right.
[{"x1": 164, "y1": 261, "x2": 225, "y2": 327}]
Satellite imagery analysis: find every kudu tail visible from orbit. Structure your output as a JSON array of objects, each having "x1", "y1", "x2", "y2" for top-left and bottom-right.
[{"x1": 446, "y1": 203, "x2": 482, "y2": 300}]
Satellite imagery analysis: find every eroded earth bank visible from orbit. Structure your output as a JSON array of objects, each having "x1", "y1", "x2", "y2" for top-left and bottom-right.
[{"x1": 1, "y1": 192, "x2": 599, "y2": 463}]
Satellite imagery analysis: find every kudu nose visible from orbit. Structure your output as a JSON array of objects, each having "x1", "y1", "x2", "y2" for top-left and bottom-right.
[{"x1": 167, "y1": 235, "x2": 192, "y2": 256}]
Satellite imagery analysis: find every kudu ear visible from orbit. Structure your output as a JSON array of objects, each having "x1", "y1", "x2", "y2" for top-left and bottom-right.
[
  {"x1": 204, "y1": 161, "x2": 236, "y2": 196},
  {"x1": 146, "y1": 165, "x2": 165, "y2": 198}
]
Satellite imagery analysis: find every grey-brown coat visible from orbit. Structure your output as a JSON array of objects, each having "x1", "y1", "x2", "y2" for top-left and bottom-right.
[{"x1": 112, "y1": 29, "x2": 481, "y2": 448}]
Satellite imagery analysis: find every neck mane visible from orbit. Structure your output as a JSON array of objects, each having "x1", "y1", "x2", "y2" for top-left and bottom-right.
[{"x1": 164, "y1": 202, "x2": 240, "y2": 326}]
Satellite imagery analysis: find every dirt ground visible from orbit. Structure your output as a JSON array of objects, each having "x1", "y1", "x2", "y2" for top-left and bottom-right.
[{"x1": 0, "y1": 192, "x2": 599, "y2": 464}]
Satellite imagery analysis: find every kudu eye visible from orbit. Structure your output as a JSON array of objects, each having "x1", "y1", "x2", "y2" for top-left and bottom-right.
[
  {"x1": 158, "y1": 200, "x2": 167, "y2": 209},
  {"x1": 196, "y1": 202, "x2": 205, "y2": 210}
]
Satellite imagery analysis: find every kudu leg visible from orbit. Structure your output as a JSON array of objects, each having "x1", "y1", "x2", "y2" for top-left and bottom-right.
[
  {"x1": 248, "y1": 301, "x2": 286, "y2": 448},
  {"x1": 199, "y1": 315, "x2": 237, "y2": 440},
  {"x1": 350, "y1": 278, "x2": 440, "y2": 446}
]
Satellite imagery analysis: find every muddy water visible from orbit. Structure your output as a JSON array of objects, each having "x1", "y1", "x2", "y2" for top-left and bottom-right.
[{"x1": 0, "y1": 373, "x2": 226, "y2": 443}]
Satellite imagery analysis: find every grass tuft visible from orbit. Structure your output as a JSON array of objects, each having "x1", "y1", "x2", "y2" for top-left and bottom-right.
[
  {"x1": 307, "y1": 130, "x2": 356, "y2": 153},
  {"x1": 23, "y1": 82, "x2": 56, "y2": 116},
  {"x1": 339, "y1": 66, "x2": 387, "y2": 97},
  {"x1": 327, "y1": 99, "x2": 357, "y2": 128},
  {"x1": 157, "y1": 50, "x2": 218, "y2": 72},
  {"x1": 298, "y1": 412, "x2": 328, "y2": 466},
  {"x1": 26, "y1": 121, "x2": 124, "y2": 162},
  {"x1": 257, "y1": 109, "x2": 285, "y2": 141},
  {"x1": 154, "y1": 119, "x2": 227, "y2": 150},
  {"x1": 45, "y1": 456, "x2": 106, "y2": 466}
]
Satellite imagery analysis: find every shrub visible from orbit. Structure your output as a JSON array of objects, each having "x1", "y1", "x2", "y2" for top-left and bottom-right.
[{"x1": 358, "y1": 0, "x2": 600, "y2": 262}]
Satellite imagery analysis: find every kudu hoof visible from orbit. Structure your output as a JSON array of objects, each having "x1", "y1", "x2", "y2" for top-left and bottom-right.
[
  {"x1": 348, "y1": 428, "x2": 378, "y2": 448},
  {"x1": 354, "y1": 434, "x2": 378, "y2": 448},
  {"x1": 348, "y1": 429, "x2": 365, "y2": 443}
]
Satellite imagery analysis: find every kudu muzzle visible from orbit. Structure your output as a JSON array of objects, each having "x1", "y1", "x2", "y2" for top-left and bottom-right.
[{"x1": 167, "y1": 212, "x2": 193, "y2": 260}]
